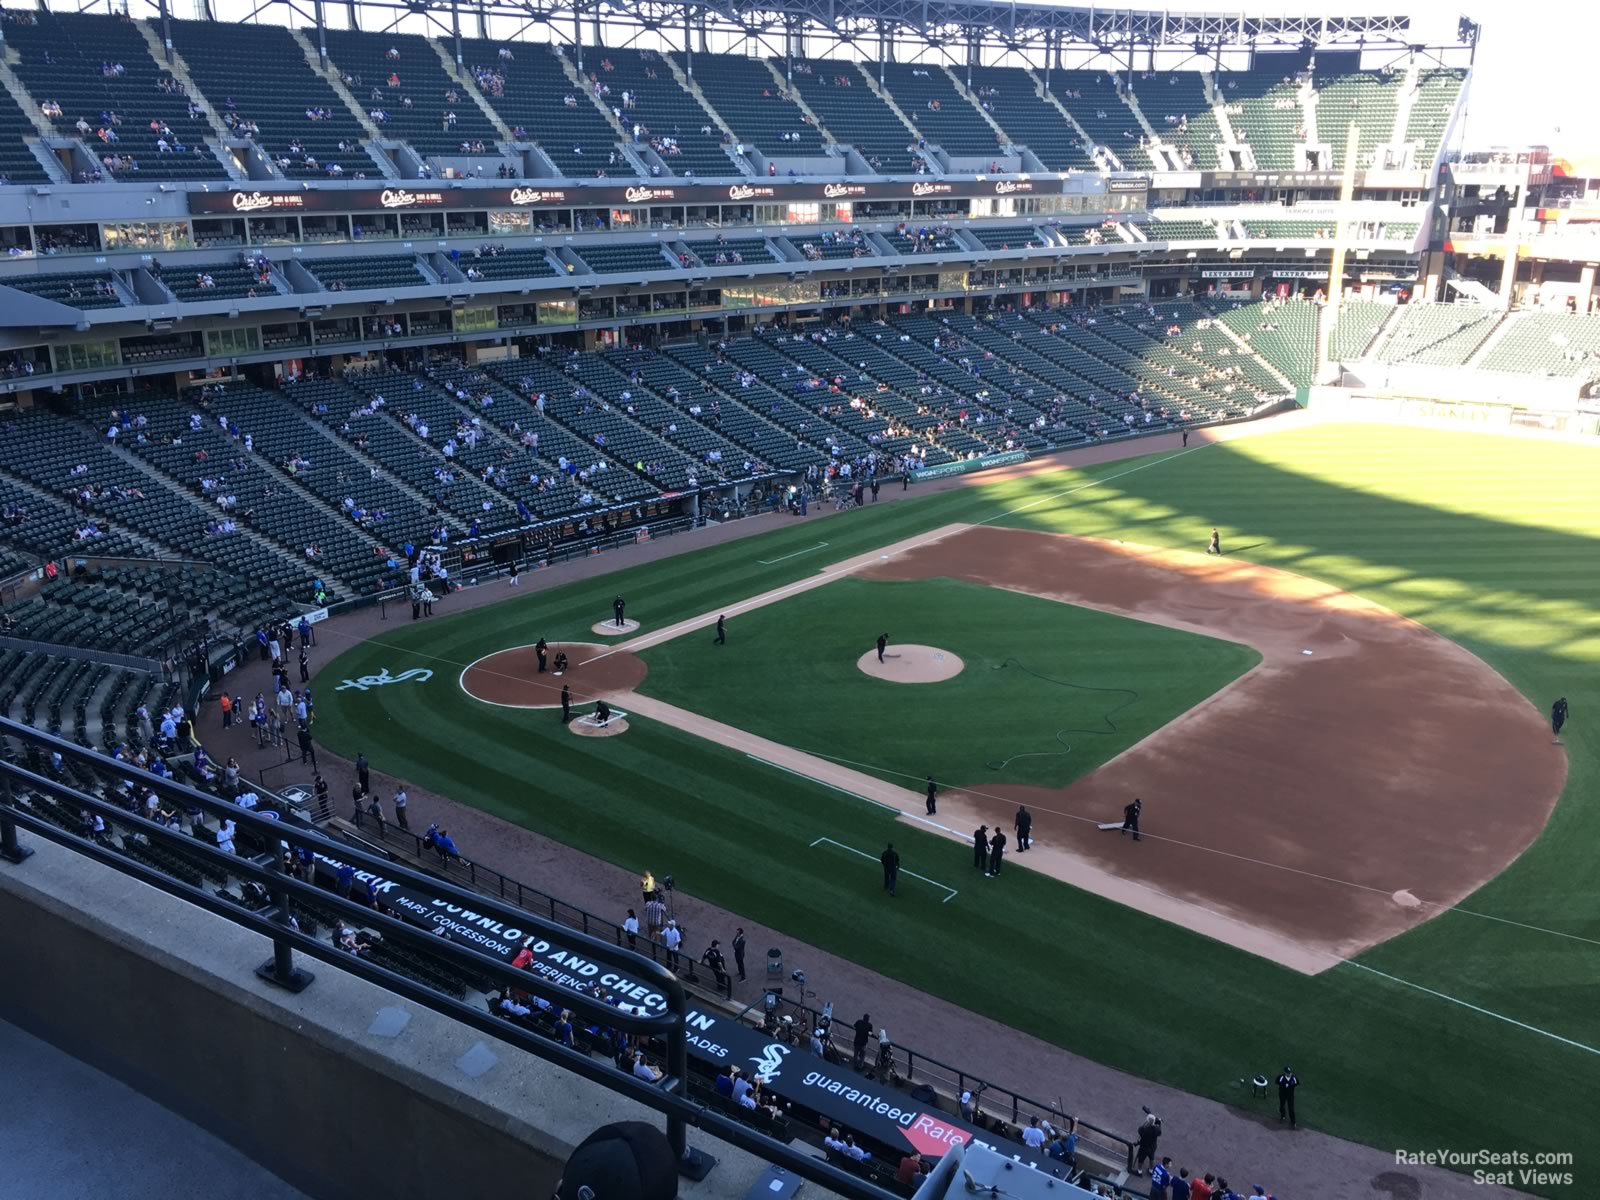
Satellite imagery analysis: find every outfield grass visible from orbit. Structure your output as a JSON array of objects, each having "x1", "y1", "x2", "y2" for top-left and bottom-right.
[
  {"x1": 635, "y1": 576, "x2": 1259, "y2": 790},
  {"x1": 313, "y1": 424, "x2": 1600, "y2": 1192}
]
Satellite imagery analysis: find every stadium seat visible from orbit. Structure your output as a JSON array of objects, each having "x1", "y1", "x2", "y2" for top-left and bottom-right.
[
  {"x1": 677, "y1": 52, "x2": 824, "y2": 158},
  {"x1": 1377, "y1": 304, "x2": 1501, "y2": 366},
  {"x1": 456, "y1": 41, "x2": 624, "y2": 177},
  {"x1": 1131, "y1": 71, "x2": 1221, "y2": 170},
  {"x1": 169, "y1": 19, "x2": 373, "y2": 179},
  {"x1": 581, "y1": 46, "x2": 731, "y2": 178},
  {"x1": 318, "y1": 28, "x2": 500, "y2": 157},
  {"x1": 961, "y1": 66, "x2": 1094, "y2": 172},
  {"x1": 8, "y1": 10, "x2": 229, "y2": 181},
  {"x1": 782, "y1": 61, "x2": 920, "y2": 172},
  {"x1": 880, "y1": 63, "x2": 1000, "y2": 157}
]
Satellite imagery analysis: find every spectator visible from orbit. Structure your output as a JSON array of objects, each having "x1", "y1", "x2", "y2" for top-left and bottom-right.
[
  {"x1": 1023, "y1": 1116, "x2": 1048, "y2": 1150},
  {"x1": 631, "y1": 1052, "x2": 663, "y2": 1084},
  {"x1": 1134, "y1": 1108, "x2": 1162, "y2": 1175},
  {"x1": 896, "y1": 1153, "x2": 926, "y2": 1187}
]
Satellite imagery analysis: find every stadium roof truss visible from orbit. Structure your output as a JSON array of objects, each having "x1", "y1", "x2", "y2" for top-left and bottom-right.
[{"x1": 128, "y1": 0, "x2": 1466, "y2": 68}]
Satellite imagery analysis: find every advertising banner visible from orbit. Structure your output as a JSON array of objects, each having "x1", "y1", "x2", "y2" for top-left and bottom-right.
[
  {"x1": 309, "y1": 849, "x2": 1066, "y2": 1171},
  {"x1": 679, "y1": 1006, "x2": 1060, "y2": 1172},
  {"x1": 912, "y1": 450, "x2": 1026, "y2": 482},
  {"x1": 188, "y1": 178, "x2": 1048, "y2": 216}
]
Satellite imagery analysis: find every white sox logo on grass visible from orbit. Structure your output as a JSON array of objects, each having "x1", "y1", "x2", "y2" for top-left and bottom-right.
[{"x1": 335, "y1": 666, "x2": 434, "y2": 692}]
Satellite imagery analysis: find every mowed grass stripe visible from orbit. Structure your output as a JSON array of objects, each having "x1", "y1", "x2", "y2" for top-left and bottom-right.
[{"x1": 314, "y1": 424, "x2": 1600, "y2": 1191}]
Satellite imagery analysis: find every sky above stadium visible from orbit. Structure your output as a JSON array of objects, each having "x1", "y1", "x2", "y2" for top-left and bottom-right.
[{"x1": 1366, "y1": 0, "x2": 1588, "y2": 151}]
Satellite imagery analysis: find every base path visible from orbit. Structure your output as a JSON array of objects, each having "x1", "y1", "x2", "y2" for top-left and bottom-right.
[
  {"x1": 861, "y1": 528, "x2": 1566, "y2": 964},
  {"x1": 618, "y1": 689, "x2": 1336, "y2": 972}
]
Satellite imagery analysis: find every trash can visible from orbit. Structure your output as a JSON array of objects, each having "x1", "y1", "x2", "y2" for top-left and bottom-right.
[{"x1": 766, "y1": 947, "x2": 783, "y2": 986}]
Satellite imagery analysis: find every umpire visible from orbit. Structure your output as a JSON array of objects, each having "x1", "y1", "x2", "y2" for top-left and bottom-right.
[
  {"x1": 560, "y1": 684, "x2": 572, "y2": 724},
  {"x1": 973, "y1": 825, "x2": 989, "y2": 870},
  {"x1": 1014, "y1": 805, "x2": 1032, "y2": 851},
  {"x1": 925, "y1": 775, "x2": 938, "y2": 815},
  {"x1": 1552, "y1": 696, "x2": 1569, "y2": 741},
  {"x1": 880, "y1": 843, "x2": 900, "y2": 896}
]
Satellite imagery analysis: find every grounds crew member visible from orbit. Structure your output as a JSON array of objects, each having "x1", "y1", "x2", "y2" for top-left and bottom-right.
[
  {"x1": 973, "y1": 825, "x2": 989, "y2": 870},
  {"x1": 1122, "y1": 797, "x2": 1143, "y2": 841},
  {"x1": 880, "y1": 843, "x2": 899, "y2": 896},
  {"x1": 1014, "y1": 805, "x2": 1032, "y2": 851},
  {"x1": 732, "y1": 927, "x2": 747, "y2": 981},
  {"x1": 1207, "y1": 527, "x2": 1222, "y2": 556},
  {"x1": 925, "y1": 775, "x2": 938, "y2": 815}
]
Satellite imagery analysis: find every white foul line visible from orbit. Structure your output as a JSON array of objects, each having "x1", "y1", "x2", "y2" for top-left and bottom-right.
[
  {"x1": 758, "y1": 541, "x2": 830, "y2": 565},
  {"x1": 809, "y1": 835, "x2": 958, "y2": 903},
  {"x1": 746, "y1": 754, "x2": 899, "y2": 813},
  {"x1": 1342, "y1": 962, "x2": 1599, "y2": 1057}
]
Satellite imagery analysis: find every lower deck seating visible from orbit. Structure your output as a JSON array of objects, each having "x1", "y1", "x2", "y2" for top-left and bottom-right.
[
  {"x1": 1377, "y1": 304, "x2": 1502, "y2": 366},
  {"x1": 1480, "y1": 311, "x2": 1600, "y2": 376},
  {"x1": 1205, "y1": 296, "x2": 1318, "y2": 387}
]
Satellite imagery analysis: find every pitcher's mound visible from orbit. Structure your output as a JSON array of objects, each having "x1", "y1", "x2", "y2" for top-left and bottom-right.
[
  {"x1": 571, "y1": 717, "x2": 629, "y2": 738},
  {"x1": 462, "y1": 642, "x2": 646, "y2": 708},
  {"x1": 856, "y1": 644, "x2": 965, "y2": 683},
  {"x1": 592, "y1": 619, "x2": 641, "y2": 636}
]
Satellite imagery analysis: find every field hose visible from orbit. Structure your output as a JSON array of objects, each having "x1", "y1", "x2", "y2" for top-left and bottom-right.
[{"x1": 982, "y1": 658, "x2": 1141, "y2": 772}]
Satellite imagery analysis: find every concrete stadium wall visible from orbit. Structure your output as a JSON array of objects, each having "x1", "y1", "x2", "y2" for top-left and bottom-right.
[{"x1": 0, "y1": 839, "x2": 796, "y2": 1200}]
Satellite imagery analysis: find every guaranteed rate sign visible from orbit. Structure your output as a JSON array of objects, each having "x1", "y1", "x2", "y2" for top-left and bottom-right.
[{"x1": 682, "y1": 1006, "x2": 1061, "y2": 1174}]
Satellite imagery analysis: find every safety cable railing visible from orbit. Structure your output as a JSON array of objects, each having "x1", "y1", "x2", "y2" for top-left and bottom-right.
[
  {"x1": 0, "y1": 715, "x2": 894, "y2": 1200},
  {"x1": 321, "y1": 812, "x2": 1134, "y2": 1171}
]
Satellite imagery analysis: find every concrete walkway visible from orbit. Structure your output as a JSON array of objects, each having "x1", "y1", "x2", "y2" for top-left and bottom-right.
[{"x1": 0, "y1": 1018, "x2": 309, "y2": 1200}]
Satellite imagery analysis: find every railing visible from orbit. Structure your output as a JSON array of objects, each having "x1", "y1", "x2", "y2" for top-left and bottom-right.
[
  {"x1": 329, "y1": 814, "x2": 1134, "y2": 1171},
  {"x1": 0, "y1": 715, "x2": 892, "y2": 1200},
  {"x1": 768, "y1": 992, "x2": 1135, "y2": 1172},
  {"x1": 331, "y1": 816, "x2": 736, "y2": 1002}
]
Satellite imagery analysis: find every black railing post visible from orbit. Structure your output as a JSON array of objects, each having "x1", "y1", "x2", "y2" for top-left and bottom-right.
[
  {"x1": 666, "y1": 981, "x2": 715, "y2": 1181},
  {"x1": 254, "y1": 850, "x2": 314, "y2": 993},
  {"x1": 0, "y1": 770, "x2": 35, "y2": 864}
]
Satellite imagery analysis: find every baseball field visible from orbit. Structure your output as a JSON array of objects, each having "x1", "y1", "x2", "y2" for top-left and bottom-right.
[{"x1": 313, "y1": 420, "x2": 1599, "y2": 1191}]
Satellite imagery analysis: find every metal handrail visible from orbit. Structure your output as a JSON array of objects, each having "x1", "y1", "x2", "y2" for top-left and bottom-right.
[
  {"x1": 773, "y1": 993, "x2": 1135, "y2": 1171},
  {"x1": 335, "y1": 817, "x2": 734, "y2": 999},
  {"x1": 340, "y1": 817, "x2": 1132, "y2": 1168},
  {"x1": 0, "y1": 715, "x2": 893, "y2": 1200}
]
